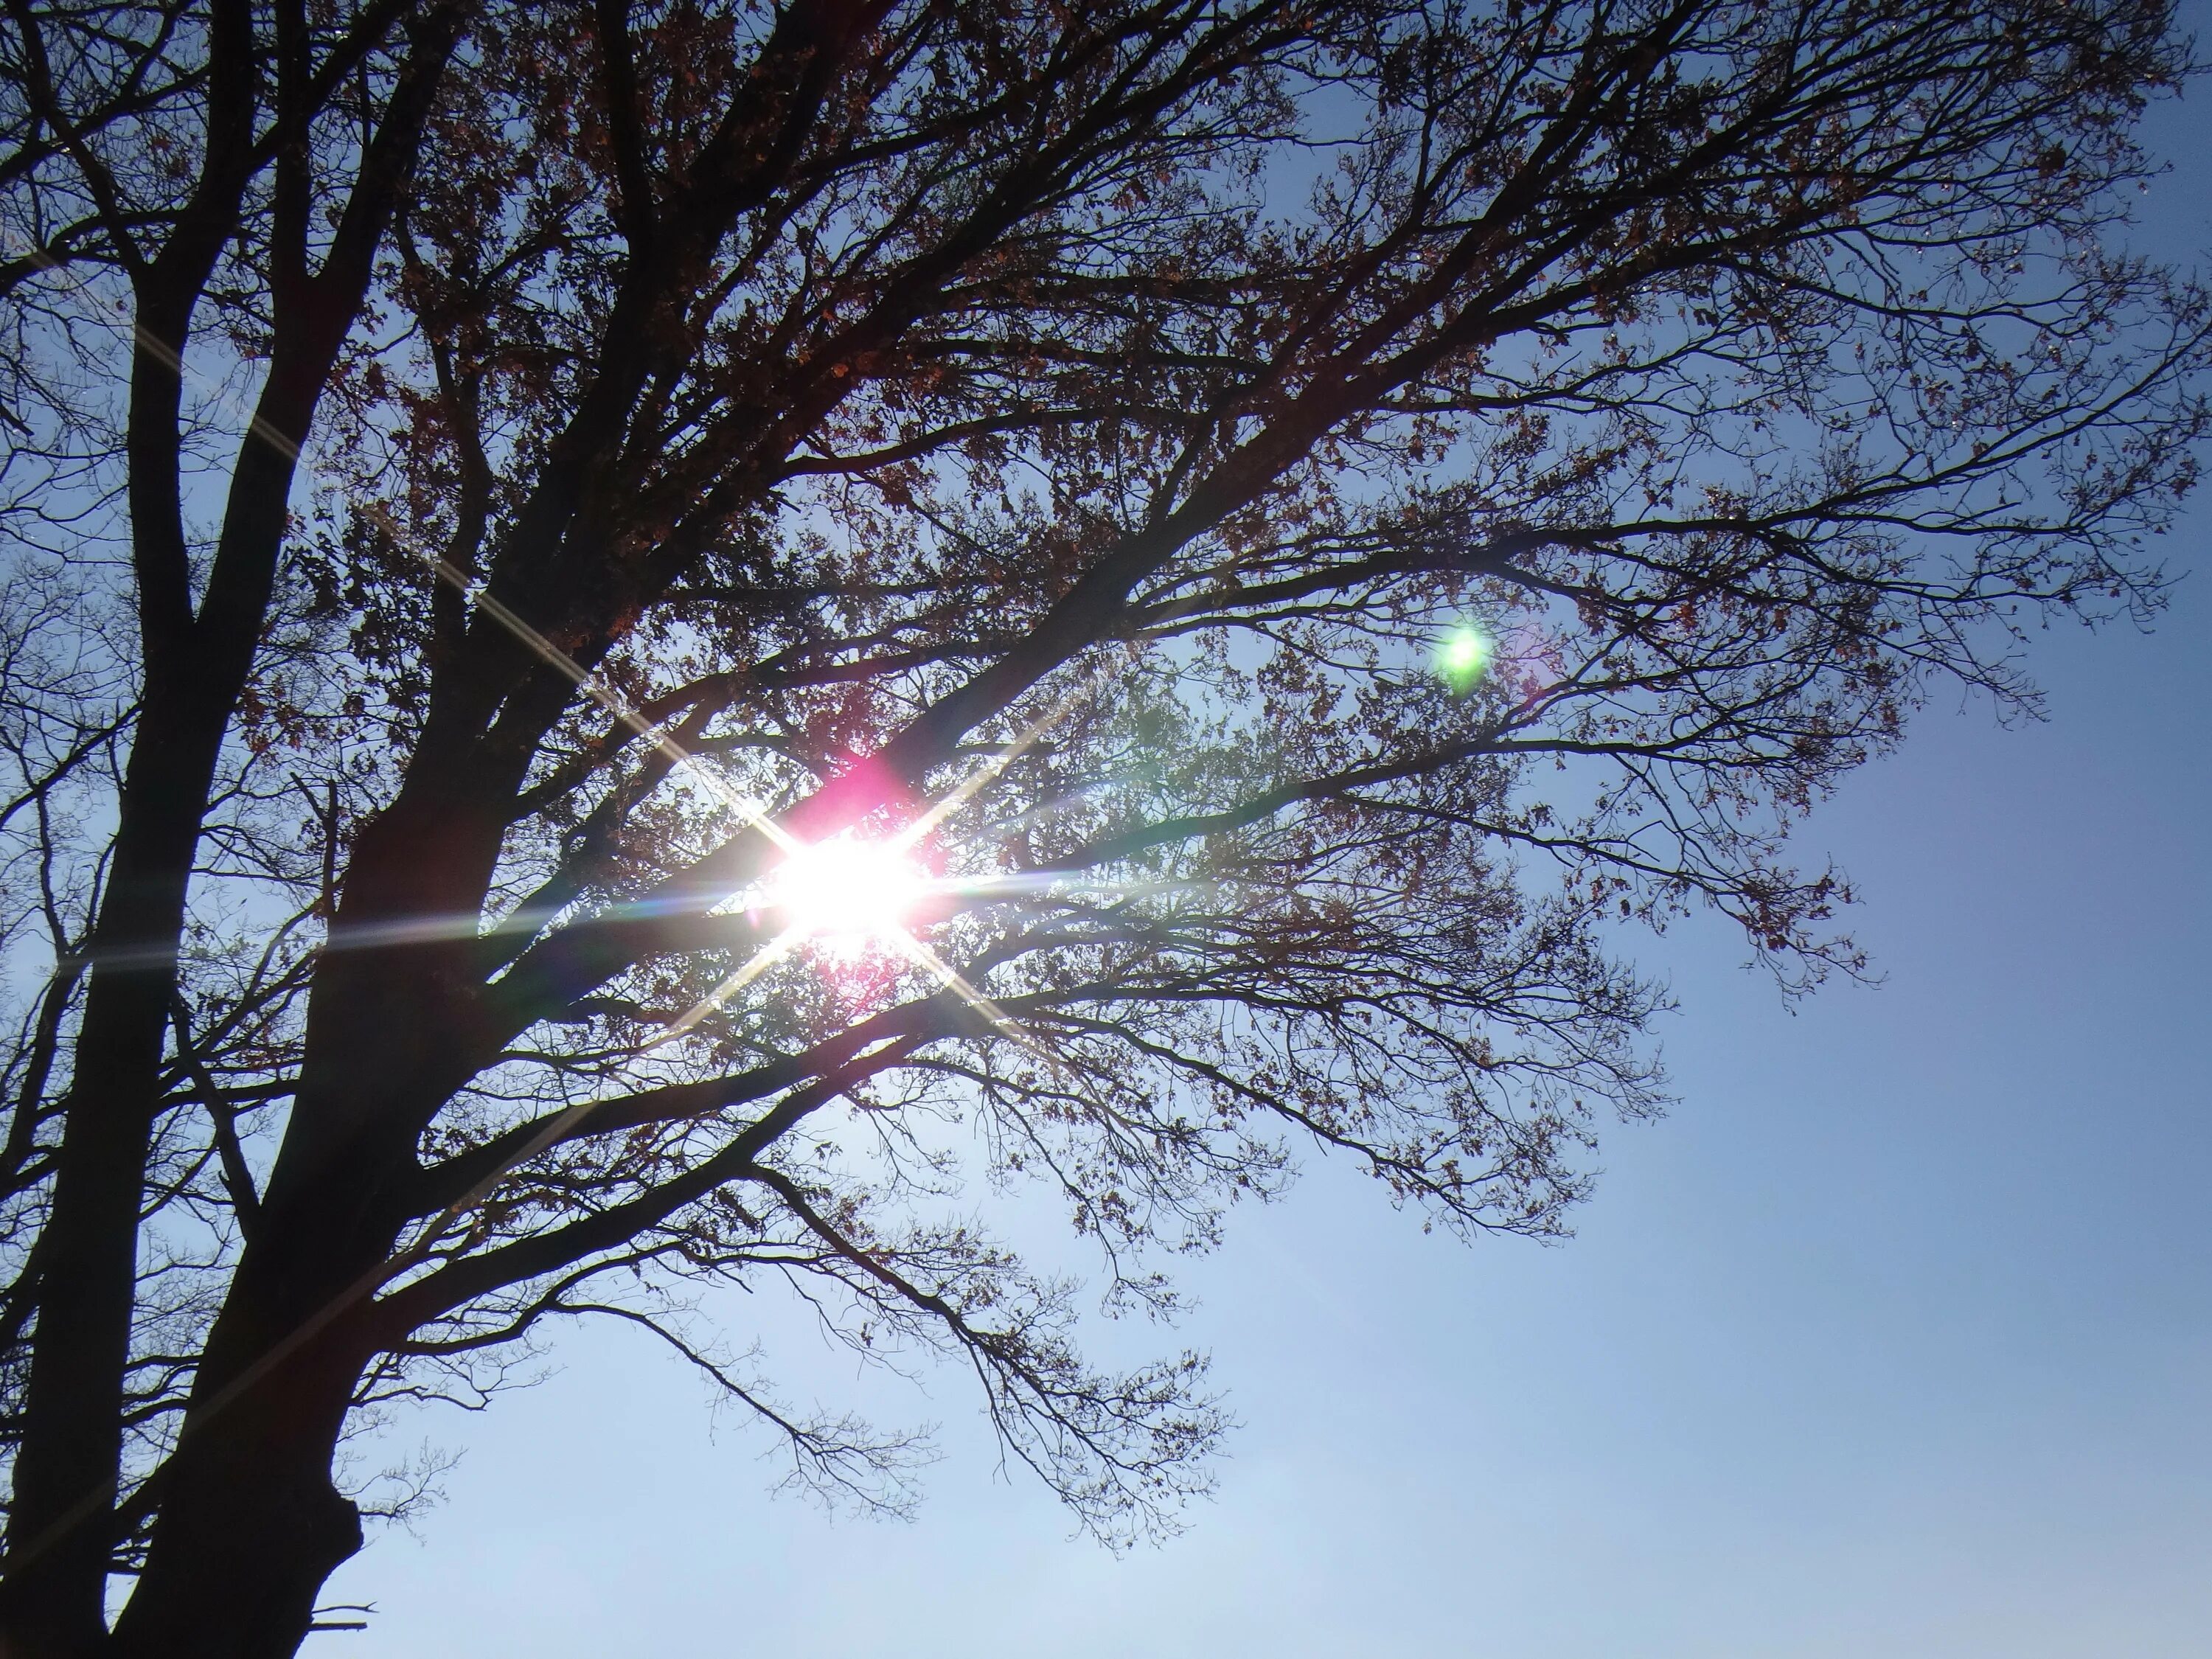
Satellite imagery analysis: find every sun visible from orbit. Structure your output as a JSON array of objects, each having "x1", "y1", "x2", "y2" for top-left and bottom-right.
[{"x1": 762, "y1": 832, "x2": 931, "y2": 952}]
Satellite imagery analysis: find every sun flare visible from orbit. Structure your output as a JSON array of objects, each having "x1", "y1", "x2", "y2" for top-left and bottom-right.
[
  {"x1": 1434, "y1": 623, "x2": 1494, "y2": 692},
  {"x1": 762, "y1": 833, "x2": 931, "y2": 951}
]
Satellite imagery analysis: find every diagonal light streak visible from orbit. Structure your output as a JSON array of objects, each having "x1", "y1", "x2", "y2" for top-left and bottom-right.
[
  {"x1": 643, "y1": 922, "x2": 805, "y2": 1051},
  {"x1": 7, "y1": 237, "x2": 794, "y2": 860},
  {"x1": 5, "y1": 240, "x2": 309, "y2": 463},
  {"x1": 885, "y1": 925, "x2": 1069, "y2": 1077},
  {"x1": 892, "y1": 653, "x2": 1123, "y2": 852},
  {"x1": 369, "y1": 505, "x2": 803, "y2": 860}
]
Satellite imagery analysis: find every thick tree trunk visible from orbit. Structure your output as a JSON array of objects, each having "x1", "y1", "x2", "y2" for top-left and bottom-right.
[
  {"x1": 105, "y1": 1242, "x2": 377, "y2": 1659},
  {"x1": 116, "y1": 1461, "x2": 362, "y2": 1659},
  {"x1": 107, "y1": 780, "x2": 512, "y2": 1658}
]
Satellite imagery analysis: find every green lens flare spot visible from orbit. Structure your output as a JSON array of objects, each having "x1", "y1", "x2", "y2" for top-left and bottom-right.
[{"x1": 1434, "y1": 625, "x2": 1493, "y2": 692}]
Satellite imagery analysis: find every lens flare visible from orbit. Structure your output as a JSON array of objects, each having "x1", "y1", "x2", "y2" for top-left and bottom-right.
[
  {"x1": 763, "y1": 833, "x2": 931, "y2": 953},
  {"x1": 1434, "y1": 624, "x2": 1493, "y2": 692}
]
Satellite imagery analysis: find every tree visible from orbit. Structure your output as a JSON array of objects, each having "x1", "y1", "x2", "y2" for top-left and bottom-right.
[{"x1": 0, "y1": 0, "x2": 2202, "y2": 1652}]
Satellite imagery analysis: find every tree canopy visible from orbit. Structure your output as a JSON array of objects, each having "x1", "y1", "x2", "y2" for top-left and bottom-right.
[{"x1": 0, "y1": 1, "x2": 2204, "y2": 1653}]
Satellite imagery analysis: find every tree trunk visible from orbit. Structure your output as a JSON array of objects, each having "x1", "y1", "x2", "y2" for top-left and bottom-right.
[
  {"x1": 0, "y1": 689, "x2": 242, "y2": 1655},
  {"x1": 1, "y1": 321, "x2": 324, "y2": 1655},
  {"x1": 107, "y1": 1072, "x2": 449, "y2": 1656},
  {"x1": 107, "y1": 779, "x2": 509, "y2": 1657},
  {"x1": 105, "y1": 1243, "x2": 374, "y2": 1659}
]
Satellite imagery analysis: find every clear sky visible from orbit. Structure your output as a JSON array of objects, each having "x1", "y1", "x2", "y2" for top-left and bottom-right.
[{"x1": 327, "y1": 15, "x2": 2212, "y2": 1655}]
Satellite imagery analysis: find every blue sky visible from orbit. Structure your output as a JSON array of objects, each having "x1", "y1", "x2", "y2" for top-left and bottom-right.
[{"x1": 327, "y1": 18, "x2": 2212, "y2": 1656}]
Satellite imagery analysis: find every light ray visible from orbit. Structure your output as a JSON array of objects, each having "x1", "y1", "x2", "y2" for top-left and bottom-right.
[
  {"x1": 644, "y1": 923, "x2": 807, "y2": 1051},
  {"x1": 885, "y1": 926, "x2": 1068, "y2": 1075},
  {"x1": 378, "y1": 508, "x2": 802, "y2": 859},
  {"x1": 4, "y1": 240, "x2": 307, "y2": 463},
  {"x1": 936, "y1": 869, "x2": 1193, "y2": 902},
  {"x1": 893, "y1": 655, "x2": 1121, "y2": 852},
  {"x1": 5, "y1": 237, "x2": 795, "y2": 859}
]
